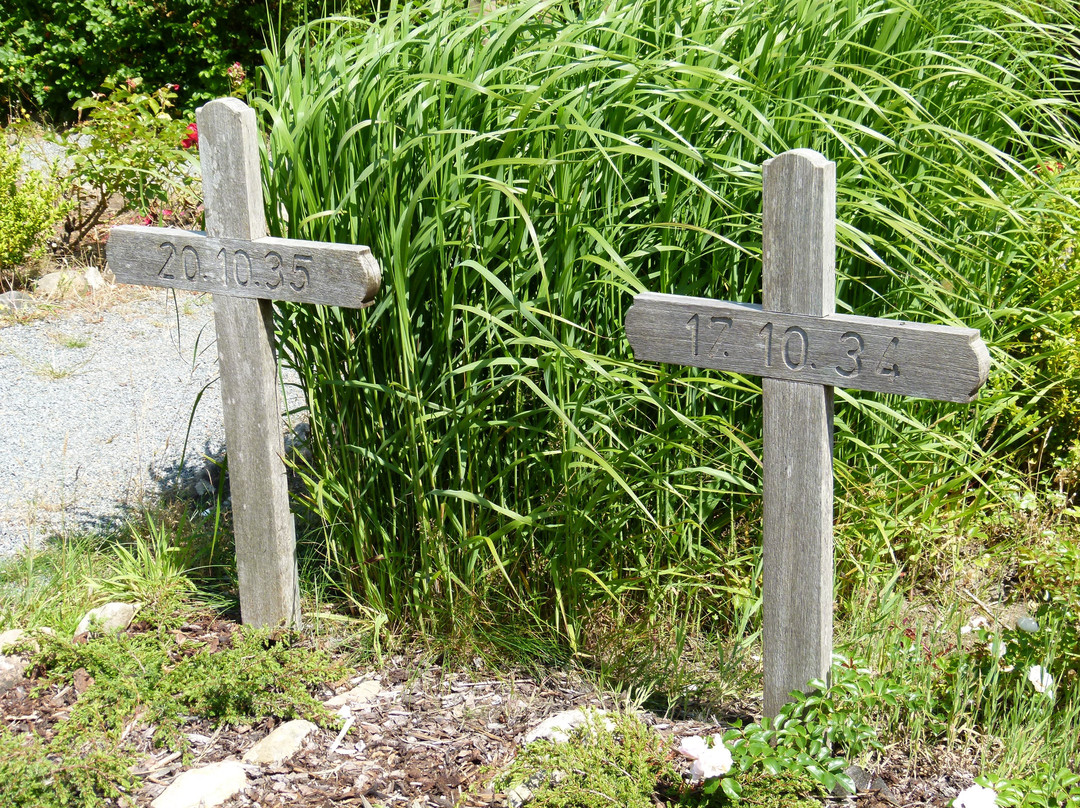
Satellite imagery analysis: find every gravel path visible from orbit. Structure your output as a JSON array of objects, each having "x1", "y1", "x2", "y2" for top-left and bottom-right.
[{"x1": 0, "y1": 290, "x2": 303, "y2": 555}]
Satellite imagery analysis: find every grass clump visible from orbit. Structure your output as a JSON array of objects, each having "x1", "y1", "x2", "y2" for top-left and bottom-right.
[{"x1": 259, "y1": 0, "x2": 1080, "y2": 658}]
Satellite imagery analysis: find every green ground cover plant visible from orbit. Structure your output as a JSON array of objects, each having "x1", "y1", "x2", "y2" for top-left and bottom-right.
[
  {"x1": 493, "y1": 709, "x2": 831, "y2": 807},
  {"x1": 0, "y1": 625, "x2": 340, "y2": 808},
  {"x1": 256, "y1": 0, "x2": 1080, "y2": 657},
  {"x1": 0, "y1": 525, "x2": 343, "y2": 808}
]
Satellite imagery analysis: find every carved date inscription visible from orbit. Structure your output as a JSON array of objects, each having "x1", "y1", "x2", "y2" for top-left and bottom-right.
[
  {"x1": 155, "y1": 240, "x2": 311, "y2": 293},
  {"x1": 107, "y1": 225, "x2": 380, "y2": 309},
  {"x1": 625, "y1": 293, "x2": 990, "y2": 403}
]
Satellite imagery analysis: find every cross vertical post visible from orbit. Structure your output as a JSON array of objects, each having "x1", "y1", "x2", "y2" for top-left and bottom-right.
[
  {"x1": 624, "y1": 148, "x2": 988, "y2": 719},
  {"x1": 107, "y1": 98, "x2": 379, "y2": 629},
  {"x1": 198, "y1": 98, "x2": 301, "y2": 628},
  {"x1": 761, "y1": 150, "x2": 836, "y2": 718}
]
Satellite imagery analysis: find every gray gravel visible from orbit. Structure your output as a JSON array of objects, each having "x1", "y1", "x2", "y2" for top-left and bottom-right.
[{"x1": 0, "y1": 291, "x2": 304, "y2": 555}]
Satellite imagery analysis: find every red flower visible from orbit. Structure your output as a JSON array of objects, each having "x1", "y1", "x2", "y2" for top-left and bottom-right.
[{"x1": 180, "y1": 122, "x2": 198, "y2": 149}]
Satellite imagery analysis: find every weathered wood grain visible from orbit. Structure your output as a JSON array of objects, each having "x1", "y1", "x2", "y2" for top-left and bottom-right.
[
  {"x1": 760, "y1": 149, "x2": 836, "y2": 719},
  {"x1": 107, "y1": 227, "x2": 380, "y2": 309},
  {"x1": 198, "y1": 97, "x2": 301, "y2": 629},
  {"x1": 625, "y1": 296, "x2": 990, "y2": 403}
]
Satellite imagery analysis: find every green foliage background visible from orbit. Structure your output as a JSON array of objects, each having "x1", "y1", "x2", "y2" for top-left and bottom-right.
[
  {"x1": 0, "y1": 0, "x2": 354, "y2": 121},
  {"x1": 255, "y1": 0, "x2": 1080, "y2": 649}
]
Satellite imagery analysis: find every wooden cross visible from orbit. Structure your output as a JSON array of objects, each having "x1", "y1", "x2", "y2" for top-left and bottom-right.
[
  {"x1": 106, "y1": 98, "x2": 381, "y2": 629},
  {"x1": 625, "y1": 149, "x2": 989, "y2": 717}
]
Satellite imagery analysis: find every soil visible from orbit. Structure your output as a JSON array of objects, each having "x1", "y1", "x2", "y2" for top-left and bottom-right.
[{"x1": 0, "y1": 615, "x2": 980, "y2": 807}]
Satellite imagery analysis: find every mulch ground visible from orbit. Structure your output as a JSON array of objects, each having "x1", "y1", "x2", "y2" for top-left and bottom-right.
[{"x1": 0, "y1": 615, "x2": 979, "y2": 807}]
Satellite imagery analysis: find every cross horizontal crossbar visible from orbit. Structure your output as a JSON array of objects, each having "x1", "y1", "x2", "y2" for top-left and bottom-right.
[
  {"x1": 626, "y1": 292, "x2": 990, "y2": 403},
  {"x1": 107, "y1": 225, "x2": 381, "y2": 309}
]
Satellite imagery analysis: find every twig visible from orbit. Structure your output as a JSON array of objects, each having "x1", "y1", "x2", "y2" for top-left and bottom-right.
[
  {"x1": 962, "y1": 589, "x2": 1003, "y2": 627},
  {"x1": 192, "y1": 723, "x2": 224, "y2": 766},
  {"x1": 130, "y1": 750, "x2": 182, "y2": 776},
  {"x1": 329, "y1": 713, "x2": 356, "y2": 755}
]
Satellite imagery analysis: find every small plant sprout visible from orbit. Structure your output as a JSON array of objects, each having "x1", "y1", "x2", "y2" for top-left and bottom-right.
[
  {"x1": 953, "y1": 783, "x2": 999, "y2": 808},
  {"x1": 676, "y1": 734, "x2": 733, "y2": 782}
]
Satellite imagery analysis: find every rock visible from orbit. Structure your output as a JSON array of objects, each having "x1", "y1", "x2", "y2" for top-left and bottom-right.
[
  {"x1": 1016, "y1": 615, "x2": 1039, "y2": 633},
  {"x1": 831, "y1": 763, "x2": 897, "y2": 801},
  {"x1": 833, "y1": 763, "x2": 872, "y2": 795},
  {"x1": 507, "y1": 782, "x2": 533, "y2": 808},
  {"x1": 242, "y1": 719, "x2": 318, "y2": 766},
  {"x1": 325, "y1": 679, "x2": 381, "y2": 709},
  {"x1": 150, "y1": 760, "x2": 247, "y2": 808},
  {"x1": 0, "y1": 291, "x2": 34, "y2": 312},
  {"x1": 0, "y1": 626, "x2": 54, "y2": 654},
  {"x1": 506, "y1": 770, "x2": 553, "y2": 808},
  {"x1": 0, "y1": 629, "x2": 30, "y2": 653},
  {"x1": 523, "y1": 708, "x2": 612, "y2": 745},
  {"x1": 83, "y1": 265, "x2": 106, "y2": 292},
  {"x1": 35, "y1": 270, "x2": 89, "y2": 300},
  {"x1": 0, "y1": 655, "x2": 27, "y2": 693},
  {"x1": 76, "y1": 602, "x2": 139, "y2": 635},
  {"x1": 870, "y1": 775, "x2": 897, "y2": 799}
]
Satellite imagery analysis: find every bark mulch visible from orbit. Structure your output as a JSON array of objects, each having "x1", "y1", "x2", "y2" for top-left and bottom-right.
[{"x1": 0, "y1": 616, "x2": 979, "y2": 807}]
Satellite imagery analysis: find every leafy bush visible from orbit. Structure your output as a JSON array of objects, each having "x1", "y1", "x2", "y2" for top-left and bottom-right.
[
  {"x1": 985, "y1": 766, "x2": 1080, "y2": 807},
  {"x1": 57, "y1": 78, "x2": 200, "y2": 248},
  {"x1": 0, "y1": 0, "x2": 355, "y2": 123},
  {"x1": 0, "y1": 141, "x2": 68, "y2": 284},
  {"x1": 259, "y1": 0, "x2": 1080, "y2": 644}
]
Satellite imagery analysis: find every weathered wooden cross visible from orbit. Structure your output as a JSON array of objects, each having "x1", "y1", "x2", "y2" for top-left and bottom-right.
[
  {"x1": 106, "y1": 98, "x2": 381, "y2": 629},
  {"x1": 625, "y1": 149, "x2": 990, "y2": 717}
]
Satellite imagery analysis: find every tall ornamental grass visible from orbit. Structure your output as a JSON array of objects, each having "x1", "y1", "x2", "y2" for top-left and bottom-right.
[{"x1": 255, "y1": 0, "x2": 1080, "y2": 645}]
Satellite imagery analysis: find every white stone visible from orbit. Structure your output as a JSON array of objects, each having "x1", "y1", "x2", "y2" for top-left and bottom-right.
[
  {"x1": 0, "y1": 655, "x2": 27, "y2": 693},
  {"x1": 150, "y1": 760, "x2": 247, "y2": 808},
  {"x1": 325, "y1": 679, "x2": 381, "y2": 709},
  {"x1": 507, "y1": 782, "x2": 533, "y2": 808},
  {"x1": 1016, "y1": 615, "x2": 1039, "y2": 633},
  {"x1": 0, "y1": 626, "x2": 55, "y2": 654},
  {"x1": 0, "y1": 290, "x2": 34, "y2": 312},
  {"x1": 76, "y1": 602, "x2": 139, "y2": 635},
  {"x1": 35, "y1": 270, "x2": 89, "y2": 300},
  {"x1": 0, "y1": 629, "x2": 29, "y2": 653},
  {"x1": 242, "y1": 719, "x2": 317, "y2": 766},
  {"x1": 523, "y1": 708, "x2": 612, "y2": 745},
  {"x1": 83, "y1": 265, "x2": 106, "y2": 292}
]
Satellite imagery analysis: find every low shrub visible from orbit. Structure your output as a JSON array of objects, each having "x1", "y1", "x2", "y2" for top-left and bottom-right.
[
  {"x1": 56, "y1": 78, "x2": 200, "y2": 249},
  {"x1": 0, "y1": 140, "x2": 68, "y2": 286}
]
